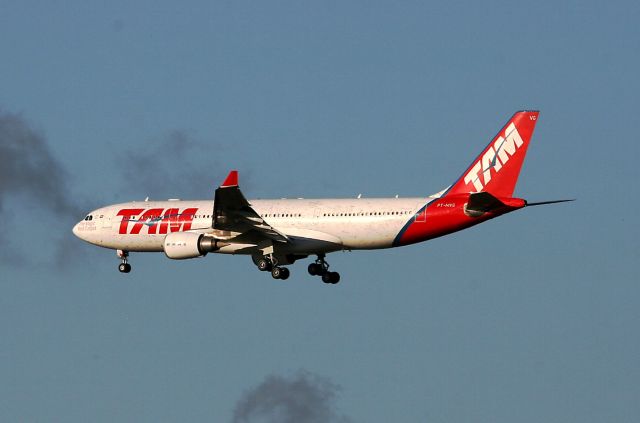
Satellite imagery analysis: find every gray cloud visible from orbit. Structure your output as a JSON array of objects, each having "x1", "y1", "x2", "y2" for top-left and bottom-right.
[
  {"x1": 0, "y1": 110, "x2": 88, "y2": 264},
  {"x1": 0, "y1": 110, "x2": 82, "y2": 217},
  {"x1": 117, "y1": 129, "x2": 226, "y2": 200},
  {"x1": 232, "y1": 371, "x2": 352, "y2": 423}
]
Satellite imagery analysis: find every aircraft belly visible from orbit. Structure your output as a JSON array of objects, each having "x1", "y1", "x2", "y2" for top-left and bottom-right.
[
  {"x1": 100, "y1": 234, "x2": 165, "y2": 252},
  {"x1": 338, "y1": 219, "x2": 405, "y2": 249},
  {"x1": 276, "y1": 219, "x2": 406, "y2": 251}
]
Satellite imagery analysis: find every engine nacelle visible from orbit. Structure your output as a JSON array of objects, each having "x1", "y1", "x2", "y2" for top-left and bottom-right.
[{"x1": 163, "y1": 232, "x2": 220, "y2": 260}]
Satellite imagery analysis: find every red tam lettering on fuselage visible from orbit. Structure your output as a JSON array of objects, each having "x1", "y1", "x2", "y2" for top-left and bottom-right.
[
  {"x1": 130, "y1": 208, "x2": 164, "y2": 234},
  {"x1": 116, "y1": 208, "x2": 199, "y2": 235},
  {"x1": 116, "y1": 208, "x2": 145, "y2": 234}
]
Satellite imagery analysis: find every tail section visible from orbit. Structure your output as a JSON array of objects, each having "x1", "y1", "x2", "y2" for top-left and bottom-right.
[
  {"x1": 445, "y1": 110, "x2": 539, "y2": 198},
  {"x1": 392, "y1": 111, "x2": 573, "y2": 247}
]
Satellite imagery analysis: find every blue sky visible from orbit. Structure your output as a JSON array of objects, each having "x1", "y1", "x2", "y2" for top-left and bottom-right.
[{"x1": 1, "y1": 1, "x2": 638, "y2": 422}]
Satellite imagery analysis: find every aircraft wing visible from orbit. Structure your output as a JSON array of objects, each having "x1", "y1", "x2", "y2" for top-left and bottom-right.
[{"x1": 213, "y1": 170, "x2": 289, "y2": 243}]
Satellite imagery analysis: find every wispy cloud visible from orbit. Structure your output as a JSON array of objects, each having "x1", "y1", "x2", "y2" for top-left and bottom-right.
[
  {"x1": 0, "y1": 110, "x2": 81, "y2": 216},
  {"x1": 116, "y1": 129, "x2": 228, "y2": 200},
  {"x1": 0, "y1": 110, "x2": 87, "y2": 264},
  {"x1": 232, "y1": 370, "x2": 352, "y2": 423}
]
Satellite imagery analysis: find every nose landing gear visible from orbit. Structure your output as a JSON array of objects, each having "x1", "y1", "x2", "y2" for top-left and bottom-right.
[{"x1": 117, "y1": 250, "x2": 131, "y2": 273}]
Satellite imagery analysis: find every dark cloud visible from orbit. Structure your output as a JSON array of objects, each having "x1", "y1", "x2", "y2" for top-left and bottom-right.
[
  {"x1": 0, "y1": 110, "x2": 82, "y2": 217},
  {"x1": 0, "y1": 110, "x2": 88, "y2": 265},
  {"x1": 117, "y1": 129, "x2": 226, "y2": 200},
  {"x1": 232, "y1": 371, "x2": 352, "y2": 423}
]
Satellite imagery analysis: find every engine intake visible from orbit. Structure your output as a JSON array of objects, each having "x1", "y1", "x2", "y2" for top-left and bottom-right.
[{"x1": 163, "y1": 232, "x2": 220, "y2": 260}]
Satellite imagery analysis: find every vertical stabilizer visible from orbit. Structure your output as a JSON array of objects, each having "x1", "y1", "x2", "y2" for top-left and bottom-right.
[{"x1": 445, "y1": 110, "x2": 539, "y2": 198}]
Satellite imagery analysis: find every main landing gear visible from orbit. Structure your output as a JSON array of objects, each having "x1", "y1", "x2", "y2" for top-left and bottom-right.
[
  {"x1": 255, "y1": 256, "x2": 290, "y2": 280},
  {"x1": 308, "y1": 254, "x2": 340, "y2": 284},
  {"x1": 117, "y1": 250, "x2": 131, "y2": 273},
  {"x1": 254, "y1": 253, "x2": 340, "y2": 284}
]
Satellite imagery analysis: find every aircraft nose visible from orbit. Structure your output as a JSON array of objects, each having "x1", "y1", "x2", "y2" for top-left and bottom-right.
[{"x1": 72, "y1": 222, "x2": 82, "y2": 238}]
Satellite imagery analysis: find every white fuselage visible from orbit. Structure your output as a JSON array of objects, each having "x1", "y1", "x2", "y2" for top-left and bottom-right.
[{"x1": 73, "y1": 197, "x2": 433, "y2": 256}]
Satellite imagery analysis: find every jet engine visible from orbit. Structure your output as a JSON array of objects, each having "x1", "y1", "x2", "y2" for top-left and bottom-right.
[{"x1": 163, "y1": 232, "x2": 220, "y2": 260}]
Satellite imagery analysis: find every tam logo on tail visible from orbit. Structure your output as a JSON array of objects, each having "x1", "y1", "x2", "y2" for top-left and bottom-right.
[
  {"x1": 463, "y1": 122, "x2": 524, "y2": 192},
  {"x1": 447, "y1": 111, "x2": 539, "y2": 198}
]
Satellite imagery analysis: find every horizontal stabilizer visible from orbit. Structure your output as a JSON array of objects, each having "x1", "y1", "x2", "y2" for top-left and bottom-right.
[{"x1": 465, "y1": 191, "x2": 506, "y2": 216}]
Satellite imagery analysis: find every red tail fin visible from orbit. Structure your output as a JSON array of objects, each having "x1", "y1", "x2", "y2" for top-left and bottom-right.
[{"x1": 445, "y1": 111, "x2": 539, "y2": 198}]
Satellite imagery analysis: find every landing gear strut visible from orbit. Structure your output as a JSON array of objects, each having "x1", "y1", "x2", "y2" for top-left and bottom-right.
[
  {"x1": 117, "y1": 250, "x2": 131, "y2": 273},
  {"x1": 308, "y1": 254, "x2": 340, "y2": 284}
]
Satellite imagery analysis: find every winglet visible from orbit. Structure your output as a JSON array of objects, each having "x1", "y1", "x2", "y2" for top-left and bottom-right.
[{"x1": 220, "y1": 170, "x2": 238, "y2": 188}]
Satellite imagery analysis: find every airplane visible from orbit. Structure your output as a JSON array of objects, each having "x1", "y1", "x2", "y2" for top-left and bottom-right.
[{"x1": 72, "y1": 110, "x2": 572, "y2": 284}]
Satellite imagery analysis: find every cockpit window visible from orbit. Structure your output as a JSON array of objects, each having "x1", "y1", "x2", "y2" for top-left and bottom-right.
[{"x1": 84, "y1": 215, "x2": 93, "y2": 221}]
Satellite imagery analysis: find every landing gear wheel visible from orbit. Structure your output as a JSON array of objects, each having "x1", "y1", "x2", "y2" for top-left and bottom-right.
[
  {"x1": 117, "y1": 250, "x2": 131, "y2": 273},
  {"x1": 271, "y1": 266, "x2": 283, "y2": 279},
  {"x1": 257, "y1": 258, "x2": 272, "y2": 272},
  {"x1": 308, "y1": 263, "x2": 322, "y2": 276},
  {"x1": 311, "y1": 254, "x2": 340, "y2": 283},
  {"x1": 279, "y1": 267, "x2": 290, "y2": 280},
  {"x1": 270, "y1": 267, "x2": 290, "y2": 280},
  {"x1": 321, "y1": 271, "x2": 340, "y2": 284},
  {"x1": 309, "y1": 255, "x2": 329, "y2": 276}
]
